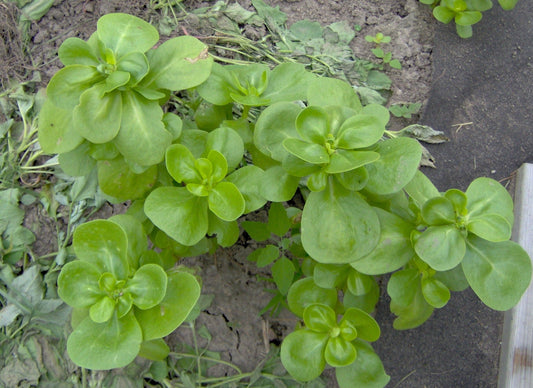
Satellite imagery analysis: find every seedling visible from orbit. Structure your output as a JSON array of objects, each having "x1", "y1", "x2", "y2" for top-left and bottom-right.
[{"x1": 365, "y1": 32, "x2": 402, "y2": 69}]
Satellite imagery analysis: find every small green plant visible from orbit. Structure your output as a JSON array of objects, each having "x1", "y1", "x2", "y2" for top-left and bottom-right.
[
  {"x1": 36, "y1": 12, "x2": 532, "y2": 388},
  {"x1": 389, "y1": 102, "x2": 422, "y2": 119},
  {"x1": 365, "y1": 33, "x2": 402, "y2": 70},
  {"x1": 419, "y1": 0, "x2": 520, "y2": 38}
]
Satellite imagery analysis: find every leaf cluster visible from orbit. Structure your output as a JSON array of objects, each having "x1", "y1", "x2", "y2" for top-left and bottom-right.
[
  {"x1": 419, "y1": 0, "x2": 520, "y2": 38},
  {"x1": 35, "y1": 12, "x2": 532, "y2": 388}
]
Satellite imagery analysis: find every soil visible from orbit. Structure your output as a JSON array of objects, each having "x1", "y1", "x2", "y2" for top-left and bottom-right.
[{"x1": 5, "y1": 0, "x2": 509, "y2": 387}]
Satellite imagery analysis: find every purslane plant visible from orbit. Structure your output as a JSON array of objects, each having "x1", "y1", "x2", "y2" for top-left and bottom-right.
[
  {"x1": 40, "y1": 12, "x2": 531, "y2": 388},
  {"x1": 419, "y1": 0, "x2": 520, "y2": 38}
]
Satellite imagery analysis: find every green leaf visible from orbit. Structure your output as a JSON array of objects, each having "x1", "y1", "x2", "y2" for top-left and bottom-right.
[
  {"x1": 404, "y1": 170, "x2": 440, "y2": 208},
  {"x1": 241, "y1": 221, "x2": 271, "y2": 241},
  {"x1": 421, "y1": 277, "x2": 450, "y2": 308},
  {"x1": 498, "y1": 0, "x2": 519, "y2": 10},
  {"x1": 466, "y1": 213, "x2": 512, "y2": 242},
  {"x1": 47, "y1": 65, "x2": 103, "y2": 109},
  {"x1": 295, "y1": 106, "x2": 330, "y2": 143},
  {"x1": 433, "y1": 6, "x2": 455, "y2": 23},
  {"x1": 262, "y1": 63, "x2": 315, "y2": 104},
  {"x1": 301, "y1": 183, "x2": 380, "y2": 263},
  {"x1": 67, "y1": 311, "x2": 142, "y2": 370},
  {"x1": 272, "y1": 257, "x2": 296, "y2": 295},
  {"x1": 208, "y1": 182, "x2": 245, "y2": 222},
  {"x1": 313, "y1": 263, "x2": 350, "y2": 289},
  {"x1": 38, "y1": 99, "x2": 82, "y2": 154},
  {"x1": 108, "y1": 214, "x2": 147, "y2": 269},
  {"x1": 466, "y1": 177, "x2": 514, "y2": 226},
  {"x1": 455, "y1": 10, "x2": 482, "y2": 26},
  {"x1": 335, "y1": 167, "x2": 369, "y2": 192},
  {"x1": 421, "y1": 196, "x2": 456, "y2": 225},
  {"x1": 352, "y1": 207, "x2": 415, "y2": 275},
  {"x1": 280, "y1": 329, "x2": 328, "y2": 381},
  {"x1": 98, "y1": 158, "x2": 158, "y2": 200},
  {"x1": 97, "y1": 13, "x2": 159, "y2": 58},
  {"x1": 414, "y1": 225, "x2": 466, "y2": 271},
  {"x1": 117, "y1": 52, "x2": 149, "y2": 85},
  {"x1": 89, "y1": 296, "x2": 116, "y2": 323},
  {"x1": 336, "y1": 114, "x2": 385, "y2": 149},
  {"x1": 226, "y1": 166, "x2": 267, "y2": 213},
  {"x1": 138, "y1": 338, "x2": 170, "y2": 361},
  {"x1": 462, "y1": 236, "x2": 532, "y2": 310},
  {"x1": 58, "y1": 37, "x2": 99, "y2": 66},
  {"x1": 434, "y1": 264, "x2": 470, "y2": 292},
  {"x1": 144, "y1": 187, "x2": 209, "y2": 246},
  {"x1": 267, "y1": 202, "x2": 291, "y2": 237},
  {"x1": 205, "y1": 127, "x2": 244, "y2": 172},
  {"x1": 325, "y1": 337, "x2": 357, "y2": 367},
  {"x1": 207, "y1": 214, "x2": 240, "y2": 247},
  {"x1": 304, "y1": 303, "x2": 337, "y2": 332},
  {"x1": 248, "y1": 245, "x2": 279, "y2": 267},
  {"x1": 287, "y1": 278, "x2": 338, "y2": 318},
  {"x1": 113, "y1": 91, "x2": 172, "y2": 166},
  {"x1": 445, "y1": 188, "x2": 468, "y2": 214},
  {"x1": 135, "y1": 271, "x2": 201, "y2": 340},
  {"x1": 207, "y1": 150, "x2": 228, "y2": 184},
  {"x1": 58, "y1": 142, "x2": 96, "y2": 176},
  {"x1": 166, "y1": 144, "x2": 201, "y2": 184},
  {"x1": 254, "y1": 102, "x2": 301, "y2": 161},
  {"x1": 283, "y1": 138, "x2": 329, "y2": 164},
  {"x1": 388, "y1": 269, "x2": 434, "y2": 329},
  {"x1": 261, "y1": 166, "x2": 299, "y2": 202},
  {"x1": 196, "y1": 63, "x2": 235, "y2": 105},
  {"x1": 326, "y1": 150, "x2": 380, "y2": 174},
  {"x1": 142, "y1": 36, "x2": 212, "y2": 91},
  {"x1": 73, "y1": 220, "x2": 129, "y2": 279},
  {"x1": 341, "y1": 308, "x2": 380, "y2": 342},
  {"x1": 307, "y1": 170, "x2": 328, "y2": 192},
  {"x1": 307, "y1": 77, "x2": 362, "y2": 111},
  {"x1": 336, "y1": 341, "x2": 390, "y2": 388},
  {"x1": 365, "y1": 137, "x2": 422, "y2": 195},
  {"x1": 343, "y1": 282, "x2": 380, "y2": 314},
  {"x1": 127, "y1": 264, "x2": 167, "y2": 310},
  {"x1": 101, "y1": 71, "x2": 130, "y2": 94},
  {"x1": 57, "y1": 261, "x2": 103, "y2": 308},
  {"x1": 74, "y1": 85, "x2": 122, "y2": 143},
  {"x1": 346, "y1": 271, "x2": 375, "y2": 296},
  {"x1": 456, "y1": 23, "x2": 473, "y2": 38}
]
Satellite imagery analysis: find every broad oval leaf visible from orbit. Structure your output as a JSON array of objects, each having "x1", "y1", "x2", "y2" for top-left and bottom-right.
[
  {"x1": 97, "y1": 13, "x2": 158, "y2": 58},
  {"x1": 73, "y1": 220, "x2": 129, "y2": 279},
  {"x1": 135, "y1": 271, "x2": 201, "y2": 340},
  {"x1": 262, "y1": 62, "x2": 315, "y2": 104},
  {"x1": 341, "y1": 308, "x2": 380, "y2": 342},
  {"x1": 144, "y1": 187, "x2": 208, "y2": 246},
  {"x1": 313, "y1": 263, "x2": 350, "y2": 289},
  {"x1": 58, "y1": 261, "x2": 104, "y2": 308},
  {"x1": 455, "y1": 10, "x2": 482, "y2": 26},
  {"x1": 282, "y1": 138, "x2": 329, "y2": 164},
  {"x1": 280, "y1": 329, "x2": 328, "y2": 382},
  {"x1": 225, "y1": 165, "x2": 267, "y2": 213},
  {"x1": 208, "y1": 182, "x2": 245, "y2": 222},
  {"x1": 336, "y1": 114, "x2": 385, "y2": 149},
  {"x1": 287, "y1": 278, "x2": 338, "y2": 318},
  {"x1": 414, "y1": 225, "x2": 466, "y2": 271},
  {"x1": 205, "y1": 127, "x2": 244, "y2": 172},
  {"x1": 335, "y1": 167, "x2": 369, "y2": 192},
  {"x1": 307, "y1": 77, "x2": 362, "y2": 111},
  {"x1": 166, "y1": 144, "x2": 201, "y2": 184},
  {"x1": 462, "y1": 236, "x2": 532, "y2": 311},
  {"x1": 47, "y1": 65, "x2": 103, "y2": 109},
  {"x1": 261, "y1": 166, "x2": 299, "y2": 202},
  {"x1": 365, "y1": 137, "x2": 422, "y2": 195},
  {"x1": 117, "y1": 52, "x2": 149, "y2": 85},
  {"x1": 38, "y1": 99, "x2": 82, "y2": 154},
  {"x1": 301, "y1": 183, "x2": 380, "y2": 263},
  {"x1": 89, "y1": 296, "x2": 116, "y2": 323},
  {"x1": 254, "y1": 102, "x2": 301, "y2": 161},
  {"x1": 127, "y1": 264, "x2": 168, "y2": 310},
  {"x1": 352, "y1": 207, "x2": 415, "y2": 275},
  {"x1": 58, "y1": 37, "x2": 99, "y2": 66},
  {"x1": 67, "y1": 311, "x2": 142, "y2": 370},
  {"x1": 98, "y1": 158, "x2": 157, "y2": 201},
  {"x1": 326, "y1": 150, "x2": 379, "y2": 174},
  {"x1": 466, "y1": 213, "x2": 512, "y2": 242},
  {"x1": 142, "y1": 36, "x2": 212, "y2": 91},
  {"x1": 74, "y1": 84, "x2": 122, "y2": 143},
  {"x1": 113, "y1": 90, "x2": 172, "y2": 166},
  {"x1": 466, "y1": 177, "x2": 514, "y2": 226},
  {"x1": 421, "y1": 277, "x2": 450, "y2": 308},
  {"x1": 335, "y1": 340, "x2": 390, "y2": 388},
  {"x1": 325, "y1": 337, "x2": 357, "y2": 367},
  {"x1": 295, "y1": 106, "x2": 330, "y2": 143},
  {"x1": 303, "y1": 303, "x2": 337, "y2": 332},
  {"x1": 421, "y1": 196, "x2": 456, "y2": 226}
]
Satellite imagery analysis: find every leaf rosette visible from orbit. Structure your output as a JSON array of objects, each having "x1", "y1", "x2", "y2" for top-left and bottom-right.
[{"x1": 57, "y1": 218, "x2": 201, "y2": 370}]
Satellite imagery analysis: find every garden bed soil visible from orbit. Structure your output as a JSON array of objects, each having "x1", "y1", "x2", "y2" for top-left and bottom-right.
[{"x1": 3, "y1": 0, "x2": 529, "y2": 386}]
